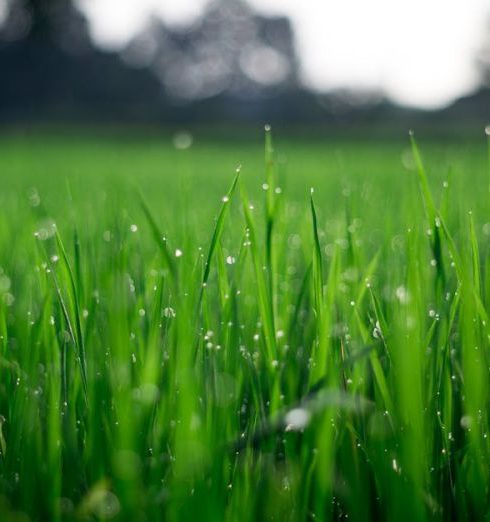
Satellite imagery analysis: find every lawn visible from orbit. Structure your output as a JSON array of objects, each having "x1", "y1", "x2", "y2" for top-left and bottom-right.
[{"x1": 0, "y1": 127, "x2": 488, "y2": 521}]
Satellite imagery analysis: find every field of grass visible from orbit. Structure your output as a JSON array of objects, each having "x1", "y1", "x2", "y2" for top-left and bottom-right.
[{"x1": 0, "y1": 127, "x2": 489, "y2": 521}]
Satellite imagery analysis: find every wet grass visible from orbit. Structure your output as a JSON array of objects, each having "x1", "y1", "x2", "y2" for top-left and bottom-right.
[{"x1": 0, "y1": 128, "x2": 489, "y2": 521}]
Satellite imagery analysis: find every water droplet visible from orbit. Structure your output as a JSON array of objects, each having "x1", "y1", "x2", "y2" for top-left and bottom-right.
[
  {"x1": 34, "y1": 219, "x2": 57, "y2": 241},
  {"x1": 163, "y1": 307, "x2": 176, "y2": 318},
  {"x1": 285, "y1": 408, "x2": 310, "y2": 431},
  {"x1": 395, "y1": 286, "x2": 410, "y2": 304},
  {"x1": 175, "y1": 249, "x2": 183, "y2": 258},
  {"x1": 392, "y1": 458, "x2": 400, "y2": 473},
  {"x1": 130, "y1": 224, "x2": 138, "y2": 233},
  {"x1": 222, "y1": 196, "x2": 229, "y2": 203},
  {"x1": 372, "y1": 321, "x2": 382, "y2": 339},
  {"x1": 460, "y1": 415, "x2": 473, "y2": 430},
  {"x1": 262, "y1": 183, "x2": 269, "y2": 191},
  {"x1": 264, "y1": 124, "x2": 271, "y2": 132},
  {"x1": 226, "y1": 255, "x2": 236, "y2": 265}
]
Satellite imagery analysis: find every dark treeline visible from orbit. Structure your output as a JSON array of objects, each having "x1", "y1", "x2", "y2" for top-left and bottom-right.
[{"x1": 0, "y1": 0, "x2": 489, "y2": 128}]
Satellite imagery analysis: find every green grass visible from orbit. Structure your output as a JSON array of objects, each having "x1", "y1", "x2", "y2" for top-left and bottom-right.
[{"x1": 0, "y1": 127, "x2": 489, "y2": 521}]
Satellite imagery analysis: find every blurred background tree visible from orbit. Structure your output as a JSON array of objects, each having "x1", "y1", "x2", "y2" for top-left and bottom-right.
[{"x1": 0, "y1": 0, "x2": 488, "y2": 128}]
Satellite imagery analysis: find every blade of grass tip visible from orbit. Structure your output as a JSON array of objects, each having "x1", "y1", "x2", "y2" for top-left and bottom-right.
[
  {"x1": 264, "y1": 125, "x2": 277, "y2": 300},
  {"x1": 54, "y1": 230, "x2": 88, "y2": 402},
  {"x1": 137, "y1": 191, "x2": 176, "y2": 280},
  {"x1": 410, "y1": 130, "x2": 436, "y2": 227},
  {"x1": 310, "y1": 190, "x2": 323, "y2": 315},
  {"x1": 200, "y1": 169, "x2": 240, "y2": 300}
]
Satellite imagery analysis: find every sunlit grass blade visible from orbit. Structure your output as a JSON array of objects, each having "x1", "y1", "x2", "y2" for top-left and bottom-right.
[{"x1": 310, "y1": 192, "x2": 323, "y2": 314}]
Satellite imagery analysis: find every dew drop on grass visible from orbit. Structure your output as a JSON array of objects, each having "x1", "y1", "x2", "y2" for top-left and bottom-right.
[
  {"x1": 163, "y1": 307, "x2": 176, "y2": 318},
  {"x1": 130, "y1": 224, "x2": 138, "y2": 233},
  {"x1": 485, "y1": 125, "x2": 490, "y2": 136},
  {"x1": 392, "y1": 459, "x2": 400, "y2": 474},
  {"x1": 262, "y1": 183, "x2": 269, "y2": 191},
  {"x1": 395, "y1": 286, "x2": 410, "y2": 304},
  {"x1": 226, "y1": 255, "x2": 236, "y2": 265},
  {"x1": 284, "y1": 408, "x2": 310, "y2": 431},
  {"x1": 175, "y1": 249, "x2": 183, "y2": 258},
  {"x1": 34, "y1": 219, "x2": 57, "y2": 240},
  {"x1": 222, "y1": 196, "x2": 229, "y2": 203},
  {"x1": 372, "y1": 321, "x2": 382, "y2": 339}
]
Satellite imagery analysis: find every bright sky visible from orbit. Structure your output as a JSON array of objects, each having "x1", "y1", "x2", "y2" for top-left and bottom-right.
[{"x1": 77, "y1": 0, "x2": 490, "y2": 108}]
